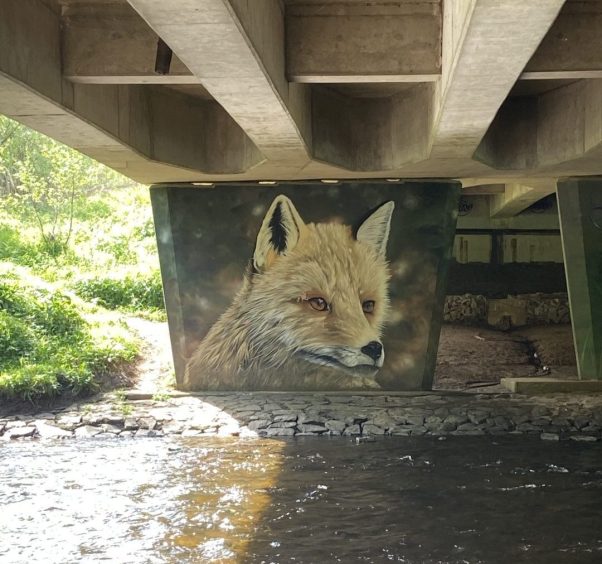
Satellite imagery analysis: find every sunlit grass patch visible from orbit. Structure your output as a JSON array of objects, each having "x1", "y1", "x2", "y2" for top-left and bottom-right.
[
  {"x1": 0, "y1": 120, "x2": 167, "y2": 401},
  {"x1": 0, "y1": 183, "x2": 166, "y2": 319},
  {"x1": 0, "y1": 264, "x2": 140, "y2": 403},
  {"x1": 72, "y1": 269, "x2": 165, "y2": 319}
]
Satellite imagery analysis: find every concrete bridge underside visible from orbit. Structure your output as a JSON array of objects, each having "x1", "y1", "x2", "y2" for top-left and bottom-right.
[
  {"x1": 1, "y1": 0, "x2": 601, "y2": 383},
  {"x1": 2, "y1": 0, "x2": 602, "y2": 190}
]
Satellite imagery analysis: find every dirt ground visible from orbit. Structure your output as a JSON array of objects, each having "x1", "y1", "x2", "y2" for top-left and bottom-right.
[
  {"x1": 125, "y1": 317, "x2": 175, "y2": 393},
  {"x1": 434, "y1": 323, "x2": 576, "y2": 390}
]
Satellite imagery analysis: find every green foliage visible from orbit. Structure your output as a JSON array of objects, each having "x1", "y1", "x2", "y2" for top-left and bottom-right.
[
  {"x1": 0, "y1": 311, "x2": 35, "y2": 366},
  {"x1": 0, "y1": 117, "x2": 165, "y2": 317},
  {"x1": 0, "y1": 282, "x2": 85, "y2": 337},
  {"x1": 0, "y1": 364, "x2": 92, "y2": 403},
  {"x1": 0, "y1": 118, "x2": 161, "y2": 401},
  {"x1": 0, "y1": 116, "x2": 125, "y2": 258},
  {"x1": 0, "y1": 225, "x2": 46, "y2": 266},
  {"x1": 0, "y1": 278, "x2": 139, "y2": 403},
  {"x1": 73, "y1": 271, "x2": 165, "y2": 313}
]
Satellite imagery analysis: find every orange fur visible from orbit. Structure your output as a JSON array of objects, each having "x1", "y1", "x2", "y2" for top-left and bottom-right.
[{"x1": 184, "y1": 196, "x2": 393, "y2": 390}]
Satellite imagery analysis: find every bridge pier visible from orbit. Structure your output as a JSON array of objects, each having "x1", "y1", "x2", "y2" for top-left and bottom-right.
[
  {"x1": 151, "y1": 181, "x2": 459, "y2": 391},
  {"x1": 557, "y1": 178, "x2": 602, "y2": 380}
]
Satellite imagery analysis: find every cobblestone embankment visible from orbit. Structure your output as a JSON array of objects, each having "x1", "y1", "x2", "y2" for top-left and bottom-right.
[{"x1": 2, "y1": 392, "x2": 602, "y2": 442}]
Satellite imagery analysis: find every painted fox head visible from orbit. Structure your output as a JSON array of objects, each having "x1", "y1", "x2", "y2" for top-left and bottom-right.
[{"x1": 244, "y1": 195, "x2": 394, "y2": 380}]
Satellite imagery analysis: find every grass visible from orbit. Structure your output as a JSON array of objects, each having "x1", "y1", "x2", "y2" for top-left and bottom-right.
[
  {"x1": 0, "y1": 120, "x2": 167, "y2": 402},
  {"x1": 72, "y1": 270, "x2": 165, "y2": 318},
  {"x1": 112, "y1": 390, "x2": 134, "y2": 416},
  {"x1": 0, "y1": 184, "x2": 166, "y2": 320},
  {"x1": 0, "y1": 265, "x2": 140, "y2": 402}
]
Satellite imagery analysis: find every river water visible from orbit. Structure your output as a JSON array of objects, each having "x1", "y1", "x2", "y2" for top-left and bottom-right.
[{"x1": 1, "y1": 436, "x2": 601, "y2": 563}]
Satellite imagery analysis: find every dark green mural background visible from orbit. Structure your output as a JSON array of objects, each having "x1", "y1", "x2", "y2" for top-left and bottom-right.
[{"x1": 151, "y1": 181, "x2": 460, "y2": 390}]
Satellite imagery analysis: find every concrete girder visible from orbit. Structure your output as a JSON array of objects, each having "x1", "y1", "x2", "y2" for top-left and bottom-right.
[
  {"x1": 127, "y1": 0, "x2": 312, "y2": 169},
  {"x1": 0, "y1": 0, "x2": 261, "y2": 180},
  {"x1": 430, "y1": 0, "x2": 566, "y2": 161},
  {"x1": 476, "y1": 79, "x2": 602, "y2": 174},
  {"x1": 0, "y1": 76, "x2": 197, "y2": 184},
  {"x1": 61, "y1": 1, "x2": 602, "y2": 86},
  {"x1": 62, "y1": 0, "x2": 443, "y2": 85},
  {"x1": 522, "y1": 0, "x2": 602, "y2": 81},
  {"x1": 62, "y1": 2, "x2": 199, "y2": 85},
  {"x1": 311, "y1": 84, "x2": 435, "y2": 172},
  {"x1": 461, "y1": 184, "x2": 505, "y2": 196},
  {"x1": 490, "y1": 183, "x2": 556, "y2": 218},
  {"x1": 5, "y1": 0, "x2": 602, "y2": 184},
  {"x1": 285, "y1": 1, "x2": 441, "y2": 83}
]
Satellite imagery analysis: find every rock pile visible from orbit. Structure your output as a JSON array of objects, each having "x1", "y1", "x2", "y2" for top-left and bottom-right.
[
  {"x1": 444, "y1": 293, "x2": 570, "y2": 327},
  {"x1": 523, "y1": 293, "x2": 570, "y2": 325},
  {"x1": 443, "y1": 294, "x2": 487, "y2": 324}
]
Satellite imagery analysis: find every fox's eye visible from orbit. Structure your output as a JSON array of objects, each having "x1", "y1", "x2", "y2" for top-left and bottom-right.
[
  {"x1": 308, "y1": 297, "x2": 329, "y2": 312},
  {"x1": 362, "y1": 300, "x2": 375, "y2": 314}
]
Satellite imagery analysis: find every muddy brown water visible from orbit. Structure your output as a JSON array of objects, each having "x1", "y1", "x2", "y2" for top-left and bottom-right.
[{"x1": 1, "y1": 436, "x2": 601, "y2": 563}]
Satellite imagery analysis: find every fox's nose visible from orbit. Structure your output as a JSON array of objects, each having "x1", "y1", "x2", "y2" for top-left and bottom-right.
[{"x1": 361, "y1": 341, "x2": 383, "y2": 361}]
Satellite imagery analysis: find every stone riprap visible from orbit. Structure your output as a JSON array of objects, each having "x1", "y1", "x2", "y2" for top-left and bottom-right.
[
  {"x1": 524, "y1": 293, "x2": 570, "y2": 325},
  {"x1": 443, "y1": 293, "x2": 570, "y2": 326},
  {"x1": 1, "y1": 392, "x2": 601, "y2": 442},
  {"x1": 443, "y1": 294, "x2": 488, "y2": 324}
]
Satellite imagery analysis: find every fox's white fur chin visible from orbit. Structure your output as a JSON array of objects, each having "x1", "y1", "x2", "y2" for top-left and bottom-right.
[{"x1": 297, "y1": 347, "x2": 383, "y2": 379}]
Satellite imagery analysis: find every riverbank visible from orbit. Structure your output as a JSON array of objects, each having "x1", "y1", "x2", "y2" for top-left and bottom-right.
[{"x1": 2, "y1": 390, "x2": 601, "y2": 442}]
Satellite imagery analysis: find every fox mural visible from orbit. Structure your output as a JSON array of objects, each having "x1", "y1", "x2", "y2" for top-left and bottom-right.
[{"x1": 184, "y1": 195, "x2": 395, "y2": 391}]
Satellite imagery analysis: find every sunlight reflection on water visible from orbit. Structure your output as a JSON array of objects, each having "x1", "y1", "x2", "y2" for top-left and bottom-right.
[{"x1": 1, "y1": 436, "x2": 602, "y2": 563}]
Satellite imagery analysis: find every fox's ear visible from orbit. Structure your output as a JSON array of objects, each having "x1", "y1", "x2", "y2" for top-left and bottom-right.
[
  {"x1": 355, "y1": 201, "x2": 395, "y2": 257},
  {"x1": 253, "y1": 195, "x2": 305, "y2": 272}
]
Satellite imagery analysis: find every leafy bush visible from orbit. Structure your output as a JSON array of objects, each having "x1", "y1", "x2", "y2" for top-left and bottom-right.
[
  {"x1": 0, "y1": 363, "x2": 93, "y2": 402},
  {"x1": 0, "y1": 279, "x2": 139, "y2": 402},
  {"x1": 0, "y1": 225, "x2": 46, "y2": 266},
  {"x1": 0, "y1": 311, "x2": 35, "y2": 366},
  {"x1": 0, "y1": 282, "x2": 85, "y2": 337},
  {"x1": 73, "y1": 271, "x2": 165, "y2": 313}
]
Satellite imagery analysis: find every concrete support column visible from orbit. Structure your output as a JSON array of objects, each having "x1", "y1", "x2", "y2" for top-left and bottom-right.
[
  {"x1": 151, "y1": 181, "x2": 459, "y2": 391},
  {"x1": 557, "y1": 179, "x2": 602, "y2": 380}
]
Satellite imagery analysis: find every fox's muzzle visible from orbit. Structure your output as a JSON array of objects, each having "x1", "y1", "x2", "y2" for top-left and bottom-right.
[{"x1": 297, "y1": 341, "x2": 385, "y2": 377}]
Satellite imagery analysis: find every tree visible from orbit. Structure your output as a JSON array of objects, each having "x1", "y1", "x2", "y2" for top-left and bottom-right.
[{"x1": 0, "y1": 115, "x2": 127, "y2": 256}]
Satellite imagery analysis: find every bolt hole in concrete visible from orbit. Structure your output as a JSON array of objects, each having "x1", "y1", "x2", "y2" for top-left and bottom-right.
[{"x1": 1, "y1": 436, "x2": 602, "y2": 563}]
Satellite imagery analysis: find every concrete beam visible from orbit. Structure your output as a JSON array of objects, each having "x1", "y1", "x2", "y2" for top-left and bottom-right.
[
  {"x1": 461, "y1": 184, "x2": 505, "y2": 195},
  {"x1": 0, "y1": 77, "x2": 193, "y2": 184},
  {"x1": 476, "y1": 79, "x2": 602, "y2": 174},
  {"x1": 431, "y1": 0, "x2": 565, "y2": 160},
  {"x1": 522, "y1": 0, "x2": 602, "y2": 80},
  {"x1": 311, "y1": 83, "x2": 435, "y2": 171},
  {"x1": 62, "y1": 2, "x2": 198, "y2": 85},
  {"x1": 127, "y1": 0, "x2": 311, "y2": 168},
  {"x1": 62, "y1": 1, "x2": 442, "y2": 85},
  {"x1": 537, "y1": 79, "x2": 602, "y2": 172},
  {"x1": 64, "y1": 0, "x2": 602, "y2": 88},
  {"x1": 285, "y1": 1, "x2": 441, "y2": 83},
  {"x1": 0, "y1": 0, "x2": 261, "y2": 181},
  {"x1": 490, "y1": 183, "x2": 556, "y2": 218}
]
